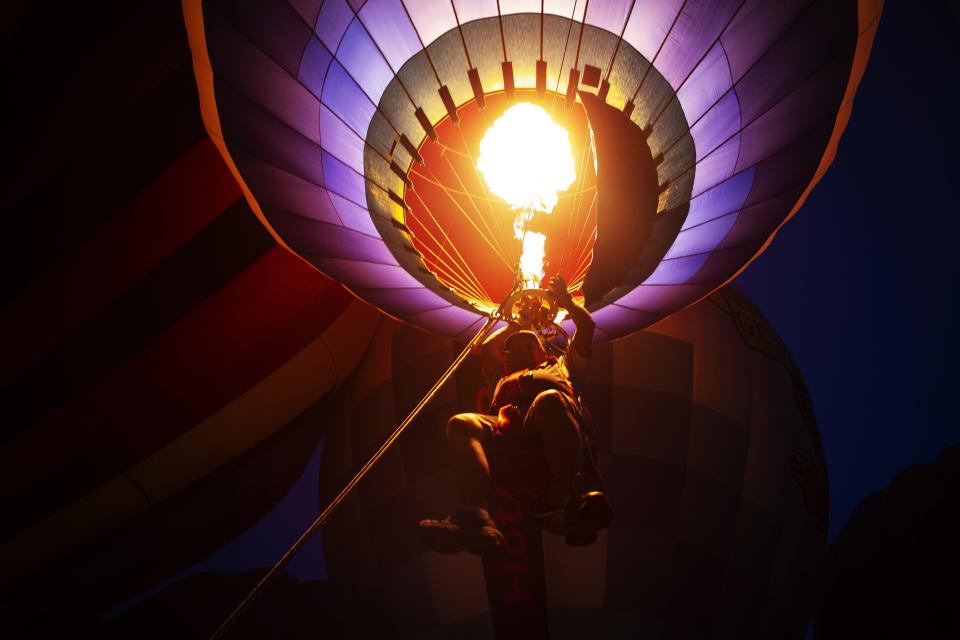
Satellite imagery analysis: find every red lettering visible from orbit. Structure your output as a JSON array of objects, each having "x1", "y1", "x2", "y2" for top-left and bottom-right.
[
  {"x1": 492, "y1": 486, "x2": 523, "y2": 526},
  {"x1": 499, "y1": 561, "x2": 533, "y2": 604},
  {"x1": 503, "y1": 528, "x2": 528, "y2": 556}
]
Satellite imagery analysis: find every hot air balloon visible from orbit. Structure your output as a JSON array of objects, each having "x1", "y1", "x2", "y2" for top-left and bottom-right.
[
  {"x1": 319, "y1": 285, "x2": 829, "y2": 638},
  {"x1": 0, "y1": 5, "x2": 381, "y2": 626},
  {"x1": 183, "y1": 0, "x2": 880, "y2": 340}
]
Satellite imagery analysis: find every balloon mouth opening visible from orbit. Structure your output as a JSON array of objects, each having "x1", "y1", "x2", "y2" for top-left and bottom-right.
[{"x1": 404, "y1": 90, "x2": 598, "y2": 313}]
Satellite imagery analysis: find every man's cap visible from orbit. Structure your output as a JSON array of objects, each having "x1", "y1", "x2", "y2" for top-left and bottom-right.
[{"x1": 503, "y1": 330, "x2": 542, "y2": 354}]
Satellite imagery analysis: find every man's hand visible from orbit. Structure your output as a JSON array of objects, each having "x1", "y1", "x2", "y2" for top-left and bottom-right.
[
  {"x1": 545, "y1": 274, "x2": 594, "y2": 357},
  {"x1": 545, "y1": 274, "x2": 573, "y2": 309},
  {"x1": 496, "y1": 404, "x2": 523, "y2": 433}
]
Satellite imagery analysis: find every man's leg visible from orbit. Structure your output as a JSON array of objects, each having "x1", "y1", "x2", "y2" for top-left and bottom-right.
[
  {"x1": 527, "y1": 390, "x2": 612, "y2": 545},
  {"x1": 447, "y1": 413, "x2": 495, "y2": 508},
  {"x1": 418, "y1": 413, "x2": 503, "y2": 554},
  {"x1": 527, "y1": 390, "x2": 582, "y2": 506}
]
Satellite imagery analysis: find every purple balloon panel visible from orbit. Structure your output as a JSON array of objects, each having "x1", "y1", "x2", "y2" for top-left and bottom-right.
[
  {"x1": 328, "y1": 191, "x2": 381, "y2": 237},
  {"x1": 734, "y1": 1, "x2": 854, "y2": 125},
  {"x1": 621, "y1": 0, "x2": 684, "y2": 62},
  {"x1": 740, "y1": 128, "x2": 833, "y2": 210},
  {"x1": 453, "y1": 317, "x2": 495, "y2": 342},
  {"x1": 336, "y1": 18, "x2": 395, "y2": 100},
  {"x1": 407, "y1": 304, "x2": 485, "y2": 336},
  {"x1": 666, "y1": 213, "x2": 741, "y2": 260},
  {"x1": 319, "y1": 105, "x2": 365, "y2": 174},
  {"x1": 320, "y1": 151, "x2": 367, "y2": 208},
  {"x1": 591, "y1": 304, "x2": 663, "y2": 339},
  {"x1": 692, "y1": 133, "x2": 741, "y2": 199},
  {"x1": 403, "y1": 0, "x2": 458, "y2": 47},
  {"x1": 683, "y1": 168, "x2": 755, "y2": 230},
  {"x1": 298, "y1": 37, "x2": 334, "y2": 102},
  {"x1": 321, "y1": 61, "x2": 378, "y2": 138},
  {"x1": 714, "y1": 193, "x2": 802, "y2": 254},
  {"x1": 654, "y1": 0, "x2": 742, "y2": 90},
  {"x1": 677, "y1": 42, "x2": 734, "y2": 125},
  {"x1": 644, "y1": 255, "x2": 710, "y2": 286},
  {"x1": 205, "y1": 6, "x2": 321, "y2": 145},
  {"x1": 690, "y1": 244, "x2": 764, "y2": 285},
  {"x1": 584, "y1": 0, "x2": 633, "y2": 34},
  {"x1": 354, "y1": 287, "x2": 455, "y2": 316},
  {"x1": 218, "y1": 85, "x2": 325, "y2": 187},
  {"x1": 735, "y1": 52, "x2": 852, "y2": 174},
  {"x1": 452, "y1": 0, "x2": 497, "y2": 25},
  {"x1": 689, "y1": 91, "x2": 741, "y2": 163},
  {"x1": 314, "y1": 0, "x2": 354, "y2": 52},
  {"x1": 358, "y1": 0, "x2": 424, "y2": 71},
  {"x1": 311, "y1": 258, "x2": 425, "y2": 290},
  {"x1": 615, "y1": 283, "x2": 715, "y2": 314},
  {"x1": 230, "y1": 150, "x2": 339, "y2": 225},
  {"x1": 721, "y1": 0, "x2": 812, "y2": 82},
  {"x1": 502, "y1": 0, "x2": 546, "y2": 17},
  {"x1": 267, "y1": 209, "x2": 398, "y2": 264}
]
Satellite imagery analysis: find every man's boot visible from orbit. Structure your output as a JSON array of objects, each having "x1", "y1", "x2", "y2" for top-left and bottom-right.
[
  {"x1": 418, "y1": 506, "x2": 504, "y2": 555},
  {"x1": 564, "y1": 490, "x2": 613, "y2": 546}
]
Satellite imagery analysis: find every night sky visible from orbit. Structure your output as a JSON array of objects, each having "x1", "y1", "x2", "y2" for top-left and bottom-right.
[
  {"x1": 116, "y1": 0, "x2": 960, "y2": 612},
  {"x1": 737, "y1": 0, "x2": 960, "y2": 541}
]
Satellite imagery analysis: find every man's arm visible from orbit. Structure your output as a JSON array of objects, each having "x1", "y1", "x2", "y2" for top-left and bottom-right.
[{"x1": 547, "y1": 275, "x2": 594, "y2": 357}]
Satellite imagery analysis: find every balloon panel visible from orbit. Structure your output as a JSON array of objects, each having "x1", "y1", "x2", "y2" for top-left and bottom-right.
[
  {"x1": 215, "y1": 87, "x2": 325, "y2": 185},
  {"x1": 683, "y1": 167, "x2": 756, "y2": 229},
  {"x1": 503, "y1": 0, "x2": 547, "y2": 17},
  {"x1": 452, "y1": 0, "x2": 497, "y2": 25},
  {"x1": 621, "y1": 0, "x2": 682, "y2": 62},
  {"x1": 677, "y1": 43, "x2": 733, "y2": 125},
  {"x1": 652, "y1": 0, "x2": 742, "y2": 90},
  {"x1": 309, "y1": 2, "x2": 351, "y2": 51},
  {"x1": 318, "y1": 61, "x2": 377, "y2": 136}
]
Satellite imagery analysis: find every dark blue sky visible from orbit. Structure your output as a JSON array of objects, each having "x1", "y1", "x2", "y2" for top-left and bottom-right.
[{"x1": 738, "y1": 1, "x2": 960, "y2": 540}]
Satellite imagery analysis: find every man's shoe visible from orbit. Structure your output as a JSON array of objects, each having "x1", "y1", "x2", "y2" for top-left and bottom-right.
[
  {"x1": 530, "y1": 491, "x2": 613, "y2": 545},
  {"x1": 418, "y1": 506, "x2": 503, "y2": 555},
  {"x1": 564, "y1": 491, "x2": 613, "y2": 546}
]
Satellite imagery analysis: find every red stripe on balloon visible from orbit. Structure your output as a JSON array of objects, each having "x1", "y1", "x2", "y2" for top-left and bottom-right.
[{"x1": 0, "y1": 139, "x2": 241, "y2": 383}]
